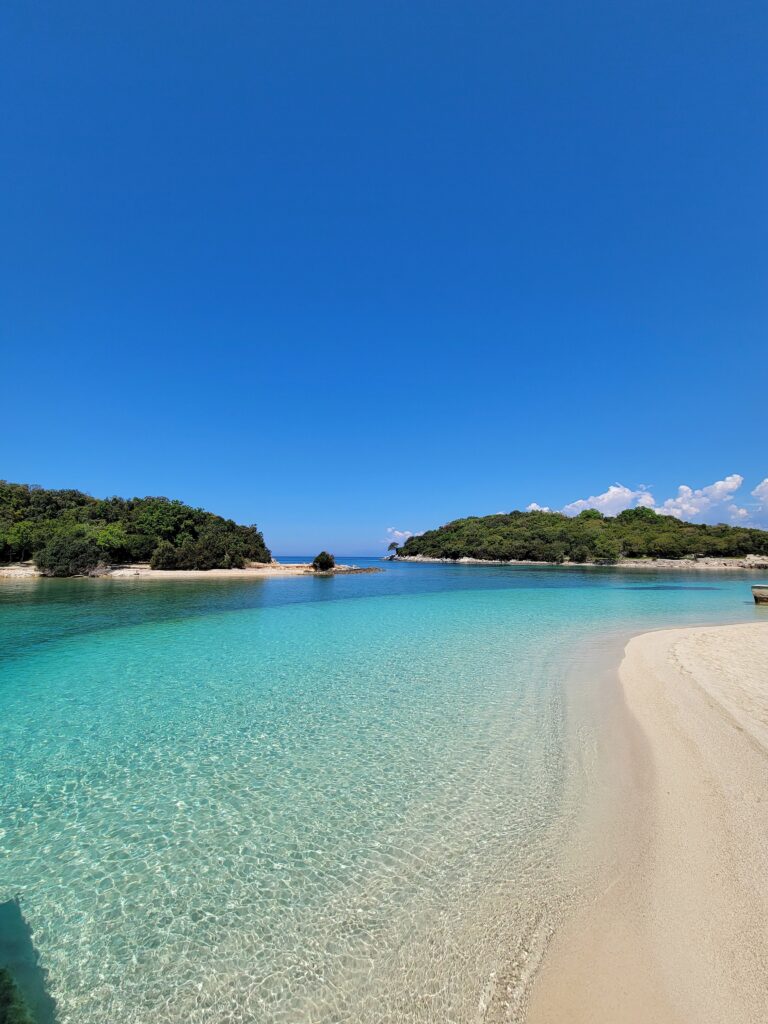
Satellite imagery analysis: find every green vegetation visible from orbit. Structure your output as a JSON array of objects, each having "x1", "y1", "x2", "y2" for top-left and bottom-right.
[
  {"x1": 0, "y1": 481, "x2": 271, "y2": 576},
  {"x1": 397, "y1": 507, "x2": 768, "y2": 563},
  {"x1": 0, "y1": 968, "x2": 34, "y2": 1024},
  {"x1": 34, "y1": 533, "x2": 105, "y2": 578},
  {"x1": 312, "y1": 551, "x2": 335, "y2": 571}
]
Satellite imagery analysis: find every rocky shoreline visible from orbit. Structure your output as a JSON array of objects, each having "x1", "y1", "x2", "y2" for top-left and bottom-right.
[{"x1": 394, "y1": 554, "x2": 768, "y2": 571}]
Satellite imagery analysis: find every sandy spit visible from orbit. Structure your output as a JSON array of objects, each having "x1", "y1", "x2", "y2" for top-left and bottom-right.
[
  {"x1": 106, "y1": 562, "x2": 380, "y2": 579},
  {"x1": 527, "y1": 622, "x2": 768, "y2": 1024},
  {"x1": 0, "y1": 562, "x2": 380, "y2": 580}
]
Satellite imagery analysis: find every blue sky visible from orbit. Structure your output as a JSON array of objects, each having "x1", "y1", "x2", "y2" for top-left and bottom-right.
[{"x1": 2, "y1": 1, "x2": 767, "y2": 553}]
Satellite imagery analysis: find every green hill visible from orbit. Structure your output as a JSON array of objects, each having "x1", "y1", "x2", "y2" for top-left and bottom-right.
[
  {"x1": 397, "y1": 507, "x2": 768, "y2": 564},
  {"x1": 0, "y1": 481, "x2": 271, "y2": 576}
]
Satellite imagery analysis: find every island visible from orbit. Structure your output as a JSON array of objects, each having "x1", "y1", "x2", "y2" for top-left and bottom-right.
[
  {"x1": 0, "y1": 481, "x2": 380, "y2": 579},
  {"x1": 394, "y1": 506, "x2": 768, "y2": 567}
]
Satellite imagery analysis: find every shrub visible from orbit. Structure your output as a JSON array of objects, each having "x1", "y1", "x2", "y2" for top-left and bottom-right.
[
  {"x1": 174, "y1": 538, "x2": 200, "y2": 570},
  {"x1": 571, "y1": 545, "x2": 591, "y2": 563},
  {"x1": 35, "y1": 534, "x2": 103, "y2": 577},
  {"x1": 312, "y1": 551, "x2": 335, "y2": 571},
  {"x1": 150, "y1": 540, "x2": 178, "y2": 570}
]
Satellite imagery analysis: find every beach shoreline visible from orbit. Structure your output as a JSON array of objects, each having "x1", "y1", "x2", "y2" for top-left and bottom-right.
[
  {"x1": 395, "y1": 554, "x2": 768, "y2": 571},
  {"x1": 527, "y1": 621, "x2": 768, "y2": 1024},
  {"x1": 0, "y1": 561, "x2": 381, "y2": 581}
]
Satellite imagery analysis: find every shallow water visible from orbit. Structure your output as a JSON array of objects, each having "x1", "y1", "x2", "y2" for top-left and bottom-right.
[{"x1": 0, "y1": 561, "x2": 761, "y2": 1023}]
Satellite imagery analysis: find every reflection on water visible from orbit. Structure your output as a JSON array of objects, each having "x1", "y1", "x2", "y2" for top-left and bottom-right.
[{"x1": 0, "y1": 898, "x2": 58, "y2": 1024}]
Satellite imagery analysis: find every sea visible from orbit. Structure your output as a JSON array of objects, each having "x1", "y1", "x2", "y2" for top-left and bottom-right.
[{"x1": 1, "y1": 558, "x2": 762, "y2": 1023}]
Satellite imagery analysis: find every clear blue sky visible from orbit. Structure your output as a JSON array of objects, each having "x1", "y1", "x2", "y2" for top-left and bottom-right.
[{"x1": 2, "y1": 2, "x2": 767, "y2": 553}]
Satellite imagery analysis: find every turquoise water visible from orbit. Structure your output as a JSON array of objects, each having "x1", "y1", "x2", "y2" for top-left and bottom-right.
[{"x1": 1, "y1": 561, "x2": 762, "y2": 1023}]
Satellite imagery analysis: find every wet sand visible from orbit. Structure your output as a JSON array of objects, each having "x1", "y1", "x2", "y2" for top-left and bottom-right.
[{"x1": 528, "y1": 622, "x2": 768, "y2": 1024}]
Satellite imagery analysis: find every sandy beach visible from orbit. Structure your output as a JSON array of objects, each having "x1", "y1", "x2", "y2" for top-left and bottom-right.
[
  {"x1": 107, "y1": 562, "x2": 380, "y2": 579},
  {"x1": 528, "y1": 621, "x2": 768, "y2": 1023},
  {"x1": 0, "y1": 562, "x2": 380, "y2": 580}
]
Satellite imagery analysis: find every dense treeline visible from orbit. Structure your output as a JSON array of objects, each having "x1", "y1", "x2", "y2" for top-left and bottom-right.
[
  {"x1": 0, "y1": 481, "x2": 271, "y2": 576},
  {"x1": 397, "y1": 507, "x2": 768, "y2": 563}
]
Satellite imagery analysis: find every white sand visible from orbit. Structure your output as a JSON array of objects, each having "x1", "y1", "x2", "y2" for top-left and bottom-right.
[
  {"x1": 0, "y1": 562, "x2": 378, "y2": 580},
  {"x1": 108, "y1": 562, "x2": 321, "y2": 579},
  {"x1": 528, "y1": 622, "x2": 768, "y2": 1024}
]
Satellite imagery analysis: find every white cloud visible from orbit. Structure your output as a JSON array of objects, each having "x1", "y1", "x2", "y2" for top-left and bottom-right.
[
  {"x1": 752, "y1": 478, "x2": 768, "y2": 509},
  {"x1": 384, "y1": 527, "x2": 418, "y2": 546},
  {"x1": 562, "y1": 483, "x2": 655, "y2": 517},
  {"x1": 525, "y1": 473, "x2": 768, "y2": 525},
  {"x1": 728, "y1": 504, "x2": 750, "y2": 522},
  {"x1": 659, "y1": 474, "x2": 743, "y2": 520}
]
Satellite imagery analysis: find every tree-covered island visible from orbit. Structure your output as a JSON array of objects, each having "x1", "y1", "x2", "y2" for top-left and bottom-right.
[
  {"x1": 396, "y1": 507, "x2": 768, "y2": 564},
  {"x1": 0, "y1": 481, "x2": 271, "y2": 576}
]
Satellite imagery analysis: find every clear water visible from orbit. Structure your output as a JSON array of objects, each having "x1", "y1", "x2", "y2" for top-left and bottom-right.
[{"x1": 1, "y1": 560, "x2": 762, "y2": 1023}]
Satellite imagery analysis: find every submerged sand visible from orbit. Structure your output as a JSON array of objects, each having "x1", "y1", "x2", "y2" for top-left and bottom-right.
[{"x1": 528, "y1": 622, "x2": 768, "y2": 1023}]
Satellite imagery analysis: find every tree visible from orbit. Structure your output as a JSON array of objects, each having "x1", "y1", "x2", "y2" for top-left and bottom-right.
[
  {"x1": 150, "y1": 540, "x2": 178, "y2": 570},
  {"x1": 387, "y1": 541, "x2": 399, "y2": 557},
  {"x1": 1, "y1": 481, "x2": 274, "y2": 573},
  {"x1": 591, "y1": 536, "x2": 622, "y2": 564},
  {"x1": 648, "y1": 534, "x2": 688, "y2": 559},
  {"x1": 96, "y1": 522, "x2": 131, "y2": 562},
  {"x1": 35, "y1": 534, "x2": 103, "y2": 577},
  {"x1": 616, "y1": 506, "x2": 658, "y2": 524},
  {"x1": 312, "y1": 551, "x2": 335, "y2": 571},
  {"x1": 175, "y1": 538, "x2": 201, "y2": 570},
  {"x1": 6, "y1": 521, "x2": 37, "y2": 561}
]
